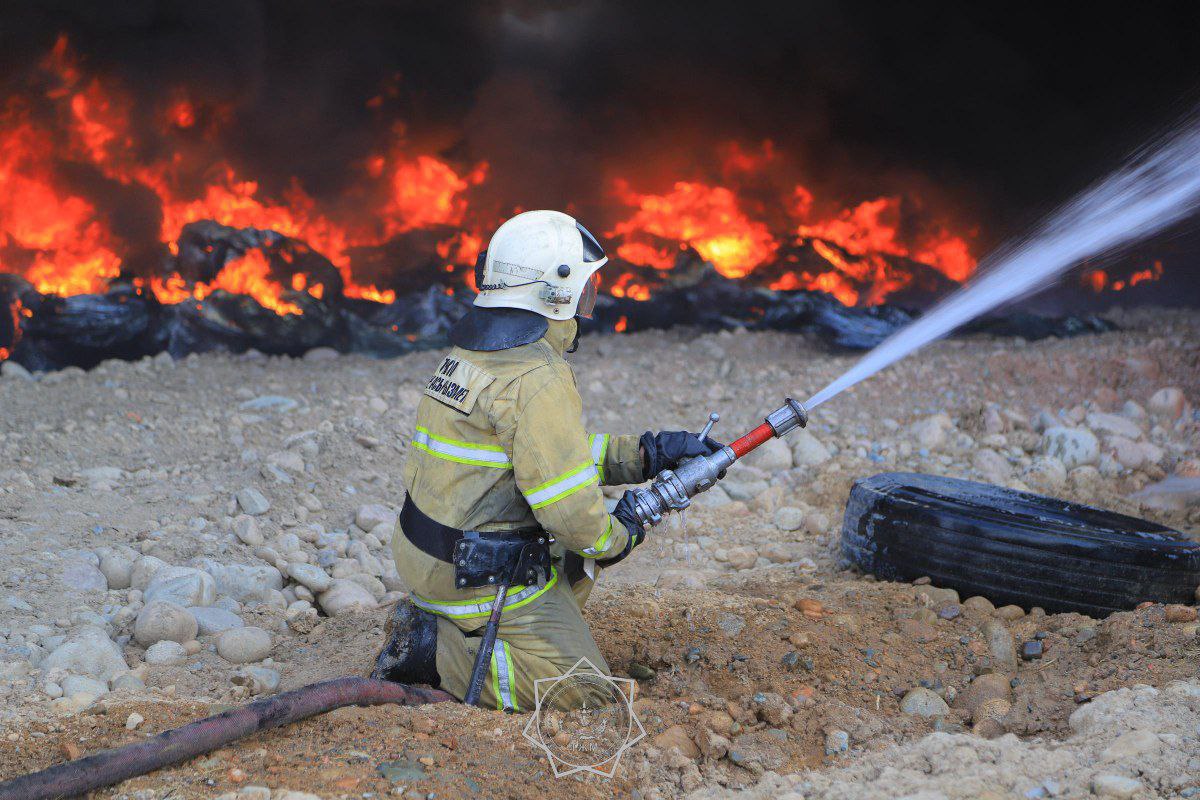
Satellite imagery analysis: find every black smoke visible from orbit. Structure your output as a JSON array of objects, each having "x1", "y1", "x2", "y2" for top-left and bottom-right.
[{"x1": 2, "y1": 0, "x2": 1199, "y2": 306}]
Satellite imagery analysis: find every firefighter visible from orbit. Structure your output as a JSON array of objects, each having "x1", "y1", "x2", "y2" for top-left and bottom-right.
[{"x1": 372, "y1": 210, "x2": 720, "y2": 711}]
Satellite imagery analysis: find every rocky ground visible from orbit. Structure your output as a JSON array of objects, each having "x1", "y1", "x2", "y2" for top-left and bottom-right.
[{"x1": 0, "y1": 306, "x2": 1197, "y2": 800}]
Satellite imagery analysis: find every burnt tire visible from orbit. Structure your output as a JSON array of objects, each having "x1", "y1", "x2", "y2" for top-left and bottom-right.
[{"x1": 841, "y1": 472, "x2": 1200, "y2": 618}]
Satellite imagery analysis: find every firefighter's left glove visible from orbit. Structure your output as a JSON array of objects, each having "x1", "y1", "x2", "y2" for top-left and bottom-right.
[
  {"x1": 641, "y1": 430, "x2": 724, "y2": 480},
  {"x1": 597, "y1": 490, "x2": 647, "y2": 567}
]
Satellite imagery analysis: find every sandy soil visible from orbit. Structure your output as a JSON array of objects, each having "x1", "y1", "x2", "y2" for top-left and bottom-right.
[{"x1": 0, "y1": 307, "x2": 1197, "y2": 799}]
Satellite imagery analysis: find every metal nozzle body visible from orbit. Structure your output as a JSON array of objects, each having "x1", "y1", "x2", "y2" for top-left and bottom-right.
[{"x1": 632, "y1": 445, "x2": 735, "y2": 527}]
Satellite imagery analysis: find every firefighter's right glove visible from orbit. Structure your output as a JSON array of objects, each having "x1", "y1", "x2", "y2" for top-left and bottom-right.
[
  {"x1": 640, "y1": 430, "x2": 724, "y2": 480},
  {"x1": 598, "y1": 490, "x2": 647, "y2": 567}
]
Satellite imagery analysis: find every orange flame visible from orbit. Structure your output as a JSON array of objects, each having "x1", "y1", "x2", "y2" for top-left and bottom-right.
[{"x1": 615, "y1": 315, "x2": 628, "y2": 332}]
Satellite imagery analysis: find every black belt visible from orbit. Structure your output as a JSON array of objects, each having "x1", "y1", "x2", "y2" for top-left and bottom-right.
[
  {"x1": 399, "y1": 495, "x2": 539, "y2": 563},
  {"x1": 400, "y1": 496, "x2": 589, "y2": 585}
]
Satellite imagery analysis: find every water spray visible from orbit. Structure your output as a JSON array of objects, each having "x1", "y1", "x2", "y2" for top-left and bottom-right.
[
  {"x1": 806, "y1": 111, "x2": 1200, "y2": 411},
  {"x1": 637, "y1": 109, "x2": 1200, "y2": 525}
]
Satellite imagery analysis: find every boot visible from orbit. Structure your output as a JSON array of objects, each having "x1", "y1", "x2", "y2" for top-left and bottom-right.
[{"x1": 371, "y1": 599, "x2": 441, "y2": 687}]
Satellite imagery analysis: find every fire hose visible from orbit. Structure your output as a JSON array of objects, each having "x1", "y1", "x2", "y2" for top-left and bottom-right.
[{"x1": 0, "y1": 399, "x2": 806, "y2": 800}]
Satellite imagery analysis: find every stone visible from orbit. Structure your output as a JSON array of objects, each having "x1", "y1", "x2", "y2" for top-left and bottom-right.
[
  {"x1": 216, "y1": 626, "x2": 272, "y2": 663},
  {"x1": 1091, "y1": 774, "x2": 1141, "y2": 799},
  {"x1": 773, "y1": 506, "x2": 805, "y2": 531},
  {"x1": 239, "y1": 395, "x2": 299, "y2": 413},
  {"x1": 1147, "y1": 387, "x2": 1185, "y2": 420},
  {"x1": 745, "y1": 437, "x2": 793, "y2": 471},
  {"x1": 190, "y1": 606, "x2": 245, "y2": 636},
  {"x1": 995, "y1": 605, "x2": 1025, "y2": 621},
  {"x1": 134, "y1": 601, "x2": 198, "y2": 646},
  {"x1": 962, "y1": 596, "x2": 995, "y2": 614},
  {"x1": 98, "y1": 552, "x2": 133, "y2": 590},
  {"x1": 62, "y1": 674, "x2": 109, "y2": 699},
  {"x1": 41, "y1": 625, "x2": 128, "y2": 682},
  {"x1": 1041, "y1": 427, "x2": 1099, "y2": 469},
  {"x1": 790, "y1": 429, "x2": 832, "y2": 467},
  {"x1": 232, "y1": 665, "x2": 281, "y2": 695},
  {"x1": 144, "y1": 640, "x2": 187, "y2": 666},
  {"x1": 983, "y1": 620, "x2": 1018, "y2": 672},
  {"x1": 130, "y1": 556, "x2": 169, "y2": 591},
  {"x1": 355, "y1": 504, "x2": 396, "y2": 531},
  {"x1": 318, "y1": 580, "x2": 378, "y2": 616},
  {"x1": 60, "y1": 560, "x2": 108, "y2": 593},
  {"x1": 912, "y1": 414, "x2": 952, "y2": 451},
  {"x1": 1101, "y1": 728, "x2": 1160, "y2": 761},
  {"x1": 144, "y1": 567, "x2": 216, "y2": 607},
  {"x1": 824, "y1": 729, "x2": 850, "y2": 756},
  {"x1": 236, "y1": 487, "x2": 271, "y2": 516},
  {"x1": 196, "y1": 560, "x2": 284, "y2": 601},
  {"x1": 1164, "y1": 604, "x2": 1198, "y2": 623},
  {"x1": 725, "y1": 546, "x2": 758, "y2": 571},
  {"x1": 1022, "y1": 456, "x2": 1067, "y2": 487},
  {"x1": 972, "y1": 449, "x2": 1011, "y2": 483},
  {"x1": 233, "y1": 515, "x2": 264, "y2": 546},
  {"x1": 1131, "y1": 476, "x2": 1200, "y2": 512},
  {"x1": 1086, "y1": 411, "x2": 1142, "y2": 440},
  {"x1": 721, "y1": 478, "x2": 770, "y2": 501},
  {"x1": 287, "y1": 563, "x2": 332, "y2": 593},
  {"x1": 111, "y1": 673, "x2": 146, "y2": 692},
  {"x1": 653, "y1": 725, "x2": 699, "y2": 758},
  {"x1": 899, "y1": 687, "x2": 949, "y2": 717},
  {"x1": 955, "y1": 672, "x2": 1013, "y2": 722},
  {"x1": 125, "y1": 712, "x2": 145, "y2": 730}
]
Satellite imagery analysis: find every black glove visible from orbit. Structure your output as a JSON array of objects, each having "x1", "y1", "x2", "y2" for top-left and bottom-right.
[
  {"x1": 598, "y1": 490, "x2": 646, "y2": 567},
  {"x1": 640, "y1": 430, "x2": 724, "y2": 480}
]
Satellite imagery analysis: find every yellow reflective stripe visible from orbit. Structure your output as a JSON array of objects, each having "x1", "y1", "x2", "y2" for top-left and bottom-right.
[
  {"x1": 409, "y1": 568, "x2": 558, "y2": 619},
  {"x1": 503, "y1": 644, "x2": 518, "y2": 712},
  {"x1": 580, "y1": 517, "x2": 614, "y2": 557},
  {"x1": 524, "y1": 462, "x2": 599, "y2": 509},
  {"x1": 412, "y1": 427, "x2": 511, "y2": 468},
  {"x1": 492, "y1": 640, "x2": 517, "y2": 711},
  {"x1": 589, "y1": 434, "x2": 610, "y2": 481}
]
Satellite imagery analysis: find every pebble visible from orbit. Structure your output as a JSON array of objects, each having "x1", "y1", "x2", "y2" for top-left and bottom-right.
[
  {"x1": 134, "y1": 601, "x2": 199, "y2": 646},
  {"x1": 232, "y1": 665, "x2": 282, "y2": 695},
  {"x1": 144, "y1": 567, "x2": 217, "y2": 607},
  {"x1": 355, "y1": 503, "x2": 397, "y2": 531},
  {"x1": 233, "y1": 515, "x2": 264, "y2": 546},
  {"x1": 744, "y1": 437, "x2": 793, "y2": 471},
  {"x1": 725, "y1": 546, "x2": 758, "y2": 571},
  {"x1": 1147, "y1": 386, "x2": 1185, "y2": 420},
  {"x1": 318, "y1": 579, "x2": 379, "y2": 616},
  {"x1": 216, "y1": 626, "x2": 272, "y2": 663},
  {"x1": 236, "y1": 488, "x2": 271, "y2": 516},
  {"x1": 983, "y1": 619, "x2": 1018, "y2": 672},
  {"x1": 60, "y1": 560, "x2": 108, "y2": 593},
  {"x1": 125, "y1": 712, "x2": 145, "y2": 730},
  {"x1": 1020, "y1": 640, "x2": 1044, "y2": 661},
  {"x1": 1091, "y1": 774, "x2": 1142, "y2": 799},
  {"x1": 824, "y1": 729, "x2": 849, "y2": 755},
  {"x1": 130, "y1": 555, "x2": 169, "y2": 591},
  {"x1": 790, "y1": 429, "x2": 831, "y2": 467},
  {"x1": 653, "y1": 725, "x2": 700, "y2": 758},
  {"x1": 190, "y1": 606, "x2": 245, "y2": 636},
  {"x1": 41, "y1": 625, "x2": 129, "y2": 682},
  {"x1": 1041, "y1": 426, "x2": 1099, "y2": 469},
  {"x1": 111, "y1": 673, "x2": 146, "y2": 692},
  {"x1": 1165, "y1": 604, "x2": 1198, "y2": 623},
  {"x1": 773, "y1": 506, "x2": 805, "y2": 532},
  {"x1": 144, "y1": 640, "x2": 187, "y2": 666},
  {"x1": 900, "y1": 687, "x2": 950, "y2": 717},
  {"x1": 288, "y1": 563, "x2": 333, "y2": 593},
  {"x1": 98, "y1": 553, "x2": 134, "y2": 590},
  {"x1": 62, "y1": 674, "x2": 109, "y2": 699}
]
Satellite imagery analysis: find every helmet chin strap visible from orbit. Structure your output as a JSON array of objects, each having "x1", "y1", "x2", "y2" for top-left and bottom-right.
[{"x1": 566, "y1": 318, "x2": 582, "y2": 353}]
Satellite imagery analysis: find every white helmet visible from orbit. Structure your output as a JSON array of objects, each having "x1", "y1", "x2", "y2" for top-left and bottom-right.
[{"x1": 474, "y1": 210, "x2": 608, "y2": 320}]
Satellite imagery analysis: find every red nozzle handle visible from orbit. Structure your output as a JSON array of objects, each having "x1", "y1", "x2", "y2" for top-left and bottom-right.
[{"x1": 729, "y1": 422, "x2": 775, "y2": 459}]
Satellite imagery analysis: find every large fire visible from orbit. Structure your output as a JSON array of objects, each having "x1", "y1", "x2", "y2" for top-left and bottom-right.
[{"x1": 1, "y1": 31, "x2": 1079, "y2": 349}]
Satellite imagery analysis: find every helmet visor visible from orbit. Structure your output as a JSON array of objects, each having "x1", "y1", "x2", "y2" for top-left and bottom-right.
[{"x1": 577, "y1": 271, "x2": 600, "y2": 318}]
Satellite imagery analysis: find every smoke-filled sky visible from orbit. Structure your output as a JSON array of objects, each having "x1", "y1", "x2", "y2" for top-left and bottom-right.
[
  {"x1": 4, "y1": 1, "x2": 1198, "y2": 230},
  {"x1": 2, "y1": 0, "x2": 1199, "y2": 309}
]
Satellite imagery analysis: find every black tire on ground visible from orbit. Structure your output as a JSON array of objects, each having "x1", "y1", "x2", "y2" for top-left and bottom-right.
[{"x1": 840, "y1": 472, "x2": 1200, "y2": 618}]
